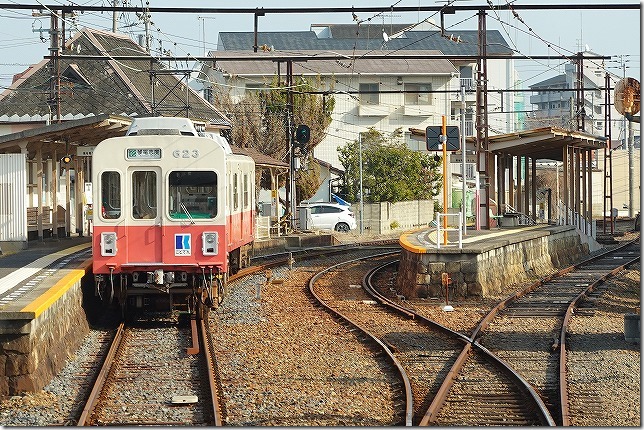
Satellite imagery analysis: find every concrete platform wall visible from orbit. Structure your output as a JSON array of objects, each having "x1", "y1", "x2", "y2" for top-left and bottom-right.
[
  {"x1": 396, "y1": 227, "x2": 589, "y2": 299},
  {"x1": 0, "y1": 277, "x2": 90, "y2": 397}
]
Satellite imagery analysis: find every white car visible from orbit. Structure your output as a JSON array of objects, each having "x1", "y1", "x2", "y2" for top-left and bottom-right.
[{"x1": 300, "y1": 203, "x2": 357, "y2": 232}]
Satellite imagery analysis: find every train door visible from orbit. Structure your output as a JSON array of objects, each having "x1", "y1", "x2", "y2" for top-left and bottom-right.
[{"x1": 127, "y1": 167, "x2": 162, "y2": 263}]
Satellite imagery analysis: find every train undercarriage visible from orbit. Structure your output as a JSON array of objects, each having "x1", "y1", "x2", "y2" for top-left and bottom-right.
[{"x1": 94, "y1": 244, "x2": 251, "y2": 320}]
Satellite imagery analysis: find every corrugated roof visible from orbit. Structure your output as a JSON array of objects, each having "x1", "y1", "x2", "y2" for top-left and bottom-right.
[
  {"x1": 217, "y1": 26, "x2": 513, "y2": 56},
  {"x1": 209, "y1": 50, "x2": 457, "y2": 76},
  {"x1": 0, "y1": 28, "x2": 230, "y2": 126},
  {"x1": 409, "y1": 126, "x2": 607, "y2": 161}
]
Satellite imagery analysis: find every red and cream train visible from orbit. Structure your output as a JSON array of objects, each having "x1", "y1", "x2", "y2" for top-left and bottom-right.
[{"x1": 92, "y1": 117, "x2": 255, "y2": 317}]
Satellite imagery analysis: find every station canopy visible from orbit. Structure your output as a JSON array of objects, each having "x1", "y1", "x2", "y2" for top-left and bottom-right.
[
  {"x1": 0, "y1": 114, "x2": 131, "y2": 159},
  {"x1": 410, "y1": 126, "x2": 608, "y2": 162}
]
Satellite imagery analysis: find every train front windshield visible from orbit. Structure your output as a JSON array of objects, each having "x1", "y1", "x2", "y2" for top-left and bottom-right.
[{"x1": 169, "y1": 171, "x2": 218, "y2": 219}]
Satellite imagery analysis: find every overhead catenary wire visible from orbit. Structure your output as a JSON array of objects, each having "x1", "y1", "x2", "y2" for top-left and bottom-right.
[{"x1": 0, "y1": 1, "x2": 631, "y2": 141}]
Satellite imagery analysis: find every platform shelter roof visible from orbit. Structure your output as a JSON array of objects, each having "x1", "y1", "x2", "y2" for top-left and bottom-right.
[
  {"x1": 410, "y1": 126, "x2": 607, "y2": 161},
  {"x1": 475, "y1": 127, "x2": 607, "y2": 161},
  {"x1": 0, "y1": 114, "x2": 131, "y2": 159},
  {"x1": 0, "y1": 114, "x2": 288, "y2": 170}
]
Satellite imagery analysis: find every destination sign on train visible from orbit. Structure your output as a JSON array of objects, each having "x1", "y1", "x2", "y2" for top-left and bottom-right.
[{"x1": 126, "y1": 148, "x2": 162, "y2": 160}]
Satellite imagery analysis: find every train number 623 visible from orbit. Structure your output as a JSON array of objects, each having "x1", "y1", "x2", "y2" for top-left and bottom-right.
[{"x1": 173, "y1": 149, "x2": 200, "y2": 158}]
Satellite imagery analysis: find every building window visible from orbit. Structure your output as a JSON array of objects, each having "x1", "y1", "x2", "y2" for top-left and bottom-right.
[
  {"x1": 203, "y1": 87, "x2": 212, "y2": 103},
  {"x1": 405, "y1": 83, "x2": 433, "y2": 105},
  {"x1": 359, "y1": 83, "x2": 379, "y2": 105}
]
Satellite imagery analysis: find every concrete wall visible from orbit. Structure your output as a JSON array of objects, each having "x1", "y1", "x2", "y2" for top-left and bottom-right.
[{"x1": 353, "y1": 200, "x2": 434, "y2": 234}]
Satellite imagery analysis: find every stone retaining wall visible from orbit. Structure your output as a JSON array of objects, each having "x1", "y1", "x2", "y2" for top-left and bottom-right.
[
  {"x1": 396, "y1": 226, "x2": 589, "y2": 299},
  {"x1": 0, "y1": 278, "x2": 89, "y2": 398}
]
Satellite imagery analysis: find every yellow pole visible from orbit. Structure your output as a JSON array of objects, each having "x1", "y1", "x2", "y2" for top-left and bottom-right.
[{"x1": 442, "y1": 115, "x2": 448, "y2": 245}]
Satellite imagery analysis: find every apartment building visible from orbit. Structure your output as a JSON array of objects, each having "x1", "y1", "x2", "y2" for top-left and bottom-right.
[{"x1": 198, "y1": 22, "x2": 517, "y2": 171}]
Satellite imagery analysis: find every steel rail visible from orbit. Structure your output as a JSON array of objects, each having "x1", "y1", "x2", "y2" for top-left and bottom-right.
[
  {"x1": 77, "y1": 322, "x2": 125, "y2": 426},
  {"x1": 558, "y1": 244, "x2": 640, "y2": 426},
  {"x1": 467, "y1": 237, "x2": 640, "y2": 425},
  {"x1": 471, "y1": 238, "x2": 641, "y2": 339},
  {"x1": 363, "y1": 260, "x2": 555, "y2": 426},
  {"x1": 363, "y1": 260, "x2": 471, "y2": 343},
  {"x1": 199, "y1": 316, "x2": 223, "y2": 426},
  {"x1": 308, "y1": 252, "x2": 414, "y2": 426}
]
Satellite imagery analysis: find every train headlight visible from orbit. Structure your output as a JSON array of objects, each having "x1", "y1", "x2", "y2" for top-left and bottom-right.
[
  {"x1": 202, "y1": 232, "x2": 218, "y2": 255},
  {"x1": 100, "y1": 232, "x2": 118, "y2": 256}
]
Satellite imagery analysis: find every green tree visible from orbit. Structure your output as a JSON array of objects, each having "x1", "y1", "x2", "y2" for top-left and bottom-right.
[{"x1": 338, "y1": 127, "x2": 442, "y2": 203}]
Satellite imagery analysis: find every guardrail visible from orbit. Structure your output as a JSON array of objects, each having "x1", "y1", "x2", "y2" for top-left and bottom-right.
[{"x1": 436, "y1": 212, "x2": 463, "y2": 249}]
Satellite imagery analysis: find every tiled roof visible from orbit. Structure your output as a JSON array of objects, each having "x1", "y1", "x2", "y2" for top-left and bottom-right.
[
  {"x1": 217, "y1": 25, "x2": 513, "y2": 56},
  {"x1": 232, "y1": 145, "x2": 289, "y2": 169},
  {"x1": 0, "y1": 28, "x2": 230, "y2": 126},
  {"x1": 208, "y1": 50, "x2": 457, "y2": 76}
]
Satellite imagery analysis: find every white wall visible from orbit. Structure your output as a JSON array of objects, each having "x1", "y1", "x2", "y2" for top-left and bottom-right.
[{"x1": 0, "y1": 153, "x2": 27, "y2": 243}]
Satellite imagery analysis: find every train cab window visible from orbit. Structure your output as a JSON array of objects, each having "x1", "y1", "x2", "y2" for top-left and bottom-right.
[
  {"x1": 132, "y1": 171, "x2": 157, "y2": 219},
  {"x1": 169, "y1": 171, "x2": 218, "y2": 219},
  {"x1": 100, "y1": 171, "x2": 121, "y2": 219}
]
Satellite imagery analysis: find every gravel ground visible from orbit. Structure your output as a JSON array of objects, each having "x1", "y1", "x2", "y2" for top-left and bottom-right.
[
  {"x1": 210, "y1": 263, "x2": 399, "y2": 426},
  {"x1": 0, "y1": 224, "x2": 639, "y2": 426},
  {"x1": 566, "y1": 267, "x2": 640, "y2": 426}
]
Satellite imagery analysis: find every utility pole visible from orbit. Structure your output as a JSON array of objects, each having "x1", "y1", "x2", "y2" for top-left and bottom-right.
[
  {"x1": 286, "y1": 60, "x2": 297, "y2": 230},
  {"x1": 460, "y1": 83, "x2": 467, "y2": 235},
  {"x1": 475, "y1": 9, "x2": 490, "y2": 229},
  {"x1": 48, "y1": 11, "x2": 61, "y2": 124},
  {"x1": 112, "y1": 0, "x2": 118, "y2": 32}
]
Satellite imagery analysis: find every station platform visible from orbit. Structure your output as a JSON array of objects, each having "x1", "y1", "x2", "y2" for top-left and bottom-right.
[
  {"x1": 396, "y1": 223, "x2": 600, "y2": 300},
  {"x1": 399, "y1": 223, "x2": 559, "y2": 254},
  {"x1": 0, "y1": 236, "x2": 92, "y2": 332}
]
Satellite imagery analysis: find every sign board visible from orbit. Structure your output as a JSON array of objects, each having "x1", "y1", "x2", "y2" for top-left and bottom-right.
[
  {"x1": 426, "y1": 125, "x2": 460, "y2": 151},
  {"x1": 77, "y1": 146, "x2": 96, "y2": 157},
  {"x1": 450, "y1": 154, "x2": 477, "y2": 164},
  {"x1": 126, "y1": 148, "x2": 162, "y2": 160}
]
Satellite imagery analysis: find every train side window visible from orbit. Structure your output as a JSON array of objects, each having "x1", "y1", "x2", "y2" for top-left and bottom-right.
[
  {"x1": 168, "y1": 171, "x2": 218, "y2": 219},
  {"x1": 100, "y1": 171, "x2": 121, "y2": 219},
  {"x1": 233, "y1": 173, "x2": 239, "y2": 211},
  {"x1": 132, "y1": 171, "x2": 157, "y2": 219},
  {"x1": 243, "y1": 174, "x2": 249, "y2": 209}
]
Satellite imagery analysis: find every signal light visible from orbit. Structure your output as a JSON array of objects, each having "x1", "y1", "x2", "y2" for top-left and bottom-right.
[
  {"x1": 295, "y1": 124, "x2": 310, "y2": 144},
  {"x1": 61, "y1": 155, "x2": 73, "y2": 164}
]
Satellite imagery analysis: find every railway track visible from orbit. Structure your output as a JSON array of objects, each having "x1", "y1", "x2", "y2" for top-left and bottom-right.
[
  {"x1": 359, "y1": 238, "x2": 639, "y2": 425},
  {"x1": 210, "y1": 247, "x2": 407, "y2": 426},
  {"x1": 77, "y1": 313, "x2": 221, "y2": 426},
  {"x1": 473, "y1": 238, "x2": 640, "y2": 425},
  {"x1": 46, "y1": 239, "x2": 631, "y2": 425},
  {"x1": 309, "y1": 252, "x2": 551, "y2": 425}
]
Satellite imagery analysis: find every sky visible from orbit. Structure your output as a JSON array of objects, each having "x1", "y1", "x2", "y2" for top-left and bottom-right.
[{"x1": 0, "y1": 1, "x2": 640, "y2": 90}]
